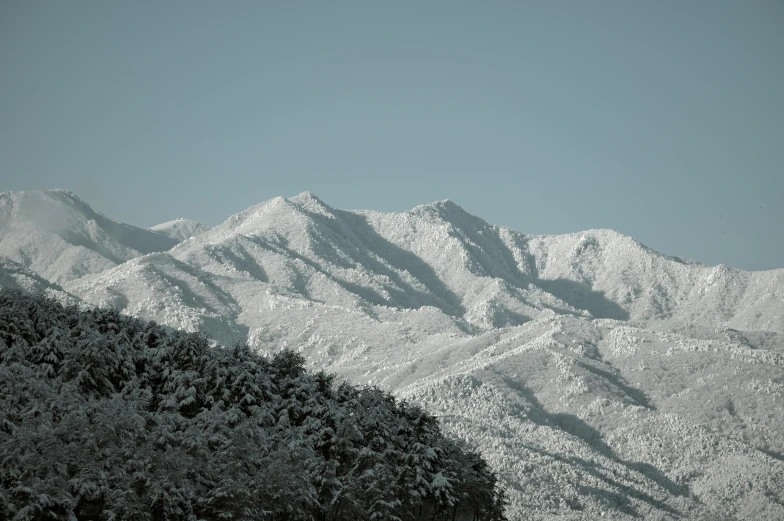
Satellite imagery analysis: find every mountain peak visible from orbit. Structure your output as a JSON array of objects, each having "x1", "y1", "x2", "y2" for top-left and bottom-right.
[
  {"x1": 413, "y1": 199, "x2": 461, "y2": 212},
  {"x1": 288, "y1": 191, "x2": 322, "y2": 203},
  {"x1": 0, "y1": 189, "x2": 177, "y2": 284},
  {"x1": 1, "y1": 189, "x2": 100, "y2": 231},
  {"x1": 286, "y1": 191, "x2": 334, "y2": 217},
  {"x1": 408, "y1": 199, "x2": 492, "y2": 232},
  {"x1": 287, "y1": 191, "x2": 331, "y2": 209}
]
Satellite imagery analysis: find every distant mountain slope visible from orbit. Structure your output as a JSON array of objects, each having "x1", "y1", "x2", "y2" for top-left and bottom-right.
[
  {"x1": 64, "y1": 252, "x2": 246, "y2": 344},
  {"x1": 356, "y1": 203, "x2": 783, "y2": 332},
  {"x1": 0, "y1": 256, "x2": 79, "y2": 305},
  {"x1": 15, "y1": 189, "x2": 784, "y2": 519},
  {"x1": 398, "y1": 316, "x2": 784, "y2": 520},
  {"x1": 527, "y1": 230, "x2": 784, "y2": 331},
  {"x1": 150, "y1": 218, "x2": 212, "y2": 242},
  {"x1": 0, "y1": 190, "x2": 177, "y2": 284},
  {"x1": 74, "y1": 192, "x2": 780, "y2": 337}
]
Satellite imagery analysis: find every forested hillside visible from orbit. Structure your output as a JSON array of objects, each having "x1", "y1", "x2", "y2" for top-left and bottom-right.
[
  {"x1": 0, "y1": 290, "x2": 506, "y2": 521},
  {"x1": 3, "y1": 190, "x2": 782, "y2": 519}
]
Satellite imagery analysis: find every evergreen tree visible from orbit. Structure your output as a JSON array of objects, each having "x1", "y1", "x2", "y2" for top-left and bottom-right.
[{"x1": 0, "y1": 289, "x2": 507, "y2": 521}]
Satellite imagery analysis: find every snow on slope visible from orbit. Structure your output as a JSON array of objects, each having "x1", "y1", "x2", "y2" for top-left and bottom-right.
[
  {"x1": 528, "y1": 230, "x2": 784, "y2": 332},
  {"x1": 398, "y1": 316, "x2": 784, "y2": 520},
  {"x1": 64, "y1": 252, "x2": 245, "y2": 343},
  {"x1": 149, "y1": 218, "x2": 212, "y2": 242},
  {"x1": 0, "y1": 190, "x2": 177, "y2": 284},
  {"x1": 0, "y1": 256, "x2": 80, "y2": 306},
  {"x1": 24, "y1": 190, "x2": 784, "y2": 519}
]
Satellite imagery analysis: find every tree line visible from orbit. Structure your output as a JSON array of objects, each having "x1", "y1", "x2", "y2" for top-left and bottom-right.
[{"x1": 0, "y1": 290, "x2": 506, "y2": 520}]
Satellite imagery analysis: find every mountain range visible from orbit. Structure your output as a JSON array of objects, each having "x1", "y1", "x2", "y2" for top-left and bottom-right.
[{"x1": 1, "y1": 189, "x2": 782, "y2": 520}]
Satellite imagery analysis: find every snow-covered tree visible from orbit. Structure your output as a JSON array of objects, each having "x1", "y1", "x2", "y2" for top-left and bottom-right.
[{"x1": 0, "y1": 289, "x2": 507, "y2": 520}]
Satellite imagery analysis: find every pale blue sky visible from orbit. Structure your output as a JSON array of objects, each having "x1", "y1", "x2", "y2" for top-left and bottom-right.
[{"x1": 1, "y1": 1, "x2": 782, "y2": 270}]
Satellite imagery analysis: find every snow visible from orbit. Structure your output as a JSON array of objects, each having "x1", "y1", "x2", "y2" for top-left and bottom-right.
[
  {"x1": 2, "y1": 189, "x2": 783, "y2": 520},
  {"x1": 0, "y1": 190, "x2": 177, "y2": 284},
  {"x1": 149, "y1": 218, "x2": 212, "y2": 242}
]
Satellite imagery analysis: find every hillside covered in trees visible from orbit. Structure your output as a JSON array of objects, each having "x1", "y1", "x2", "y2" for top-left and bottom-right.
[{"x1": 0, "y1": 290, "x2": 506, "y2": 521}]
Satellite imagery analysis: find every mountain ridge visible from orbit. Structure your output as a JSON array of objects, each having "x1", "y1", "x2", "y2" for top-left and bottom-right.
[
  {"x1": 1, "y1": 188, "x2": 782, "y2": 520},
  {"x1": 0, "y1": 189, "x2": 177, "y2": 284}
]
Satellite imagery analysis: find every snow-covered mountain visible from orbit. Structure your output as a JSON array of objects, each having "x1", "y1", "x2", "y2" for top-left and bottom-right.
[
  {"x1": 0, "y1": 190, "x2": 177, "y2": 284},
  {"x1": 0, "y1": 256, "x2": 79, "y2": 306},
  {"x1": 150, "y1": 218, "x2": 212, "y2": 242},
  {"x1": 65, "y1": 191, "x2": 784, "y2": 342},
  {"x1": 2, "y1": 189, "x2": 783, "y2": 520}
]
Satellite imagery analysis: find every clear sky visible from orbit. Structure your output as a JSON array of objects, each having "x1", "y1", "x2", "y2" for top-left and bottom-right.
[{"x1": 1, "y1": 1, "x2": 782, "y2": 270}]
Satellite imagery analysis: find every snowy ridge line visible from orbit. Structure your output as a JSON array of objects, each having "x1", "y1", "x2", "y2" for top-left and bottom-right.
[{"x1": 1, "y1": 189, "x2": 783, "y2": 520}]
